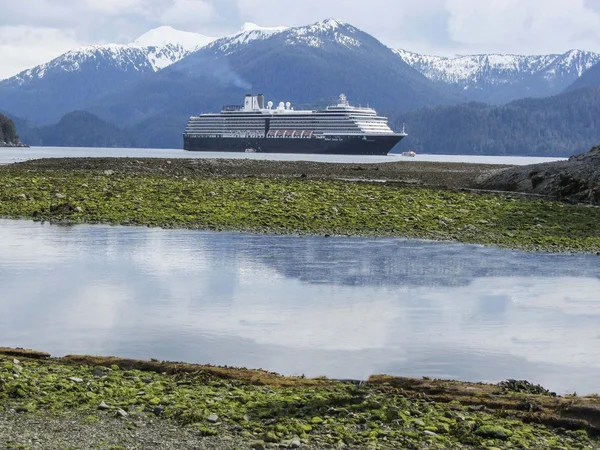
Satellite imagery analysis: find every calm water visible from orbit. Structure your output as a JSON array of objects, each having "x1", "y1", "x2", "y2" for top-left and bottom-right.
[
  {"x1": 0, "y1": 146, "x2": 565, "y2": 166},
  {"x1": 1, "y1": 219, "x2": 599, "y2": 394}
]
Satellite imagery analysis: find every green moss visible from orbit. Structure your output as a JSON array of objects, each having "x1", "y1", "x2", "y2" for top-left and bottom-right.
[
  {"x1": 197, "y1": 427, "x2": 219, "y2": 437},
  {"x1": 475, "y1": 425, "x2": 513, "y2": 440},
  {"x1": 0, "y1": 170, "x2": 599, "y2": 253},
  {"x1": 1, "y1": 354, "x2": 597, "y2": 450}
]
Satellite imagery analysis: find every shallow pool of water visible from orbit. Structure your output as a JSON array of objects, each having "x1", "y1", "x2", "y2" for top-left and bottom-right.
[{"x1": 1, "y1": 219, "x2": 598, "y2": 394}]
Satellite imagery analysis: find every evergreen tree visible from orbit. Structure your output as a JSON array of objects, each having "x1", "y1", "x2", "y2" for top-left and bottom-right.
[{"x1": 0, "y1": 113, "x2": 20, "y2": 145}]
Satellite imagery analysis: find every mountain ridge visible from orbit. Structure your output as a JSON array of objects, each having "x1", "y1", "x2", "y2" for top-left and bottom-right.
[
  {"x1": 395, "y1": 48, "x2": 600, "y2": 103},
  {"x1": 83, "y1": 19, "x2": 460, "y2": 134},
  {"x1": 2, "y1": 26, "x2": 218, "y2": 88}
]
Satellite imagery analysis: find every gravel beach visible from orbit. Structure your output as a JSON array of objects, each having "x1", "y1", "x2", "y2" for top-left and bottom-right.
[
  {"x1": 1, "y1": 349, "x2": 600, "y2": 450},
  {"x1": 2, "y1": 156, "x2": 510, "y2": 190}
]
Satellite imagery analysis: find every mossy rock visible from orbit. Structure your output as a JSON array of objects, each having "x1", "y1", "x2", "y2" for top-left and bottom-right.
[{"x1": 475, "y1": 425, "x2": 514, "y2": 440}]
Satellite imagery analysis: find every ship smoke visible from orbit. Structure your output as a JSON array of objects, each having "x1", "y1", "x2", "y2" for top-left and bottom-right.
[{"x1": 208, "y1": 57, "x2": 252, "y2": 90}]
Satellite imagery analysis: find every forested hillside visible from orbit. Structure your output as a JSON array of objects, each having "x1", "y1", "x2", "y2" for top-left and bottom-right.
[
  {"x1": 388, "y1": 87, "x2": 600, "y2": 157},
  {"x1": 38, "y1": 111, "x2": 137, "y2": 148},
  {"x1": 1, "y1": 111, "x2": 136, "y2": 148},
  {"x1": 566, "y1": 62, "x2": 600, "y2": 91}
]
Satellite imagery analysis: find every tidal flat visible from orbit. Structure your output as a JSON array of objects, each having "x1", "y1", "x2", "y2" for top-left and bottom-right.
[
  {"x1": 0, "y1": 158, "x2": 599, "y2": 253},
  {"x1": 1, "y1": 348, "x2": 600, "y2": 450}
]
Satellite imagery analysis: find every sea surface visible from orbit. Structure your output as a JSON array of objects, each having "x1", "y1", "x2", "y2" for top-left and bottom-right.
[
  {"x1": 0, "y1": 146, "x2": 565, "y2": 166},
  {"x1": 1, "y1": 219, "x2": 599, "y2": 394}
]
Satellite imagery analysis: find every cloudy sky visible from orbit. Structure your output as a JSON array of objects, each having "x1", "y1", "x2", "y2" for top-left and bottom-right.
[{"x1": 2, "y1": 0, "x2": 600, "y2": 79}]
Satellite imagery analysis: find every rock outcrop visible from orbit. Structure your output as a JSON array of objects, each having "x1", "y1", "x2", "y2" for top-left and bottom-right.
[
  {"x1": 477, "y1": 146, "x2": 600, "y2": 205},
  {"x1": 0, "y1": 141, "x2": 28, "y2": 147}
]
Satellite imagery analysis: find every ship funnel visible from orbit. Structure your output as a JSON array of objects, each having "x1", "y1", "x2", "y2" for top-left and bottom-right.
[{"x1": 257, "y1": 94, "x2": 265, "y2": 109}]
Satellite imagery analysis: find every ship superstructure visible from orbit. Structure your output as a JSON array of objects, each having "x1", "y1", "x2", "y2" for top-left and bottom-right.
[{"x1": 184, "y1": 94, "x2": 406, "y2": 155}]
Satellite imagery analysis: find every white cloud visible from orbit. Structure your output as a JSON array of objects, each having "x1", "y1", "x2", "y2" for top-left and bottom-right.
[
  {"x1": 444, "y1": 0, "x2": 600, "y2": 55},
  {"x1": 160, "y1": 0, "x2": 218, "y2": 27},
  {"x1": 0, "y1": 26, "x2": 84, "y2": 79},
  {"x1": 83, "y1": 0, "x2": 145, "y2": 15}
]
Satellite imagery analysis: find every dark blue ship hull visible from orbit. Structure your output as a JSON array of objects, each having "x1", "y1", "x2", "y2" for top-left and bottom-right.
[{"x1": 183, "y1": 135, "x2": 405, "y2": 155}]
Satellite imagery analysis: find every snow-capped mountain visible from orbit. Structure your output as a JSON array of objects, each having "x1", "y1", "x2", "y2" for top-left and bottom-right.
[
  {"x1": 395, "y1": 49, "x2": 600, "y2": 103},
  {"x1": 0, "y1": 26, "x2": 218, "y2": 123},
  {"x1": 207, "y1": 19, "x2": 362, "y2": 56},
  {"x1": 8, "y1": 45, "x2": 182, "y2": 87},
  {"x1": 148, "y1": 18, "x2": 454, "y2": 114},
  {"x1": 5, "y1": 26, "x2": 215, "y2": 87}
]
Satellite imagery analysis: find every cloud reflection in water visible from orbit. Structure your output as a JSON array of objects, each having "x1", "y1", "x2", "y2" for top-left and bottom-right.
[{"x1": 1, "y1": 219, "x2": 599, "y2": 394}]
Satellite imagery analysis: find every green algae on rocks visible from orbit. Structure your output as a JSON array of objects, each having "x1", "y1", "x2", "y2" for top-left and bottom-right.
[
  {"x1": 0, "y1": 167, "x2": 599, "y2": 253},
  {"x1": 1, "y1": 349, "x2": 600, "y2": 450}
]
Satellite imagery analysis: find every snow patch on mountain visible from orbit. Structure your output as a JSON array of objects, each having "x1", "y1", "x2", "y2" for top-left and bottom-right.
[
  {"x1": 285, "y1": 19, "x2": 361, "y2": 48},
  {"x1": 541, "y1": 49, "x2": 599, "y2": 81},
  {"x1": 210, "y1": 19, "x2": 360, "y2": 55},
  {"x1": 238, "y1": 23, "x2": 289, "y2": 34},
  {"x1": 208, "y1": 22, "x2": 289, "y2": 54},
  {"x1": 394, "y1": 48, "x2": 600, "y2": 87}
]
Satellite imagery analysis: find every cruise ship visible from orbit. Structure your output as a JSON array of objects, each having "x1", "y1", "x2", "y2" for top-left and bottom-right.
[{"x1": 183, "y1": 94, "x2": 407, "y2": 155}]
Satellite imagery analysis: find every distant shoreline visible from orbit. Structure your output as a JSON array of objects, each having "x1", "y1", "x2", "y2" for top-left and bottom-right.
[{"x1": 0, "y1": 142, "x2": 28, "y2": 148}]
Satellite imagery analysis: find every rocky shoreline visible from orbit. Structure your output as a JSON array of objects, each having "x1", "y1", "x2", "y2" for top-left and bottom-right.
[
  {"x1": 4, "y1": 156, "x2": 510, "y2": 189},
  {"x1": 0, "y1": 142, "x2": 28, "y2": 148},
  {"x1": 476, "y1": 146, "x2": 600, "y2": 205},
  {"x1": 1, "y1": 156, "x2": 599, "y2": 253},
  {"x1": 1, "y1": 347, "x2": 599, "y2": 449}
]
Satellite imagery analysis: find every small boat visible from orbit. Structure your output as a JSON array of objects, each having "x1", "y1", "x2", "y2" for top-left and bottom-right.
[
  {"x1": 401, "y1": 151, "x2": 416, "y2": 157},
  {"x1": 245, "y1": 148, "x2": 257, "y2": 153}
]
